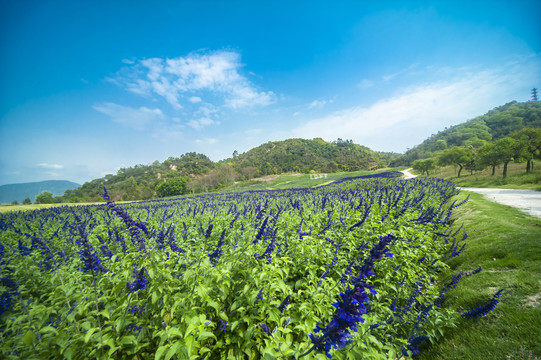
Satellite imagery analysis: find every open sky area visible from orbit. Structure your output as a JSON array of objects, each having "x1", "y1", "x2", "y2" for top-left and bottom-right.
[{"x1": 1, "y1": 0, "x2": 540, "y2": 185}]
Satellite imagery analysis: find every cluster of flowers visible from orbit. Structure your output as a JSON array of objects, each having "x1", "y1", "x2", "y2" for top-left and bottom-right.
[{"x1": 306, "y1": 234, "x2": 396, "y2": 358}]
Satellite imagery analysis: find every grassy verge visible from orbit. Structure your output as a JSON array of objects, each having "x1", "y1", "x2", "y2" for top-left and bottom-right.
[
  {"x1": 418, "y1": 191, "x2": 541, "y2": 359},
  {"x1": 429, "y1": 164, "x2": 541, "y2": 191}
]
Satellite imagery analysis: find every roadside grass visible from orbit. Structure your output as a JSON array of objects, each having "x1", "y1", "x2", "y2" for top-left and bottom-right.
[
  {"x1": 429, "y1": 163, "x2": 541, "y2": 191},
  {"x1": 418, "y1": 191, "x2": 541, "y2": 360}
]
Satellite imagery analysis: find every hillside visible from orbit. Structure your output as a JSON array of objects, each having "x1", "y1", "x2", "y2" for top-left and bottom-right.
[
  {"x1": 392, "y1": 100, "x2": 541, "y2": 165},
  {"x1": 57, "y1": 138, "x2": 395, "y2": 202},
  {"x1": 0, "y1": 180, "x2": 80, "y2": 204}
]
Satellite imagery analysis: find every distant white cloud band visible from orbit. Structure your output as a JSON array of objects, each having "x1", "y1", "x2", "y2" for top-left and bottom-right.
[
  {"x1": 116, "y1": 51, "x2": 275, "y2": 109},
  {"x1": 37, "y1": 163, "x2": 63, "y2": 169},
  {"x1": 93, "y1": 102, "x2": 164, "y2": 130}
]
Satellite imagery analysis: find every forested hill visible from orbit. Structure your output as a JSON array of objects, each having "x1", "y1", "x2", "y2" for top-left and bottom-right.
[
  {"x1": 59, "y1": 138, "x2": 395, "y2": 203},
  {"x1": 393, "y1": 101, "x2": 541, "y2": 165},
  {"x1": 227, "y1": 138, "x2": 394, "y2": 175}
]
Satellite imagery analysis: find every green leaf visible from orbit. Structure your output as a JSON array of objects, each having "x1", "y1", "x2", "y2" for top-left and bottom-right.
[
  {"x1": 165, "y1": 342, "x2": 182, "y2": 360},
  {"x1": 155, "y1": 345, "x2": 168, "y2": 360},
  {"x1": 197, "y1": 331, "x2": 217, "y2": 341},
  {"x1": 22, "y1": 330, "x2": 35, "y2": 345},
  {"x1": 84, "y1": 328, "x2": 98, "y2": 343}
]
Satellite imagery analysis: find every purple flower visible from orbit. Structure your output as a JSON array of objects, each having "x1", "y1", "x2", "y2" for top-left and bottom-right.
[
  {"x1": 277, "y1": 294, "x2": 291, "y2": 313},
  {"x1": 127, "y1": 266, "x2": 148, "y2": 293},
  {"x1": 462, "y1": 289, "x2": 503, "y2": 318},
  {"x1": 219, "y1": 319, "x2": 227, "y2": 332}
]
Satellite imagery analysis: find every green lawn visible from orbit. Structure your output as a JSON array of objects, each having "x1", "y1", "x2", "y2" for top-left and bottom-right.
[
  {"x1": 428, "y1": 163, "x2": 541, "y2": 191},
  {"x1": 418, "y1": 191, "x2": 541, "y2": 360}
]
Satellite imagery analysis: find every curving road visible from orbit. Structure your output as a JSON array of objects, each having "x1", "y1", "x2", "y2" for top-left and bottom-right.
[
  {"x1": 399, "y1": 169, "x2": 541, "y2": 218},
  {"x1": 458, "y1": 187, "x2": 541, "y2": 218}
]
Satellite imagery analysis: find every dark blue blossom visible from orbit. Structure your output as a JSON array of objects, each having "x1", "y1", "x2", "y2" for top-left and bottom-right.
[
  {"x1": 259, "y1": 322, "x2": 271, "y2": 335},
  {"x1": 219, "y1": 319, "x2": 227, "y2": 332},
  {"x1": 76, "y1": 222, "x2": 107, "y2": 274},
  {"x1": 402, "y1": 334, "x2": 430, "y2": 356},
  {"x1": 127, "y1": 266, "x2": 148, "y2": 293},
  {"x1": 254, "y1": 287, "x2": 264, "y2": 305},
  {"x1": 306, "y1": 234, "x2": 395, "y2": 358},
  {"x1": 277, "y1": 294, "x2": 291, "y2": 313},
  {"x1": 462, "y1": 289, "x2": 503, "y2": 318}
]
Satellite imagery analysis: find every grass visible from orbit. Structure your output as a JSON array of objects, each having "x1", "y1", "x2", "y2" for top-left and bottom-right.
[
  {"x1": 418, "y1": 191, "x2": 541, "y2": 360},
  {"x1": 223, "y1": 167, "x2": 406, "y2": 192},
  {"x1": 429, "y1": 163, "x2": 541, "y2": 191}
]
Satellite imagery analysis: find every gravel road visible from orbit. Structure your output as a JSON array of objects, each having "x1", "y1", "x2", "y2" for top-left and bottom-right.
[
  {"x1": 458, "y1": 187, "x2": 541, "y2": 218},
  {"x1": 399, "y1": 169, "x2": 541, "y2": 218}
]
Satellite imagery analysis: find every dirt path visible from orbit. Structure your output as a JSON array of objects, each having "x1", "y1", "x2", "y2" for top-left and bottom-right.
[
  {"x1": 459, "y1": 187, "x2": 541, "y2": 218},
  {"x1": 401, "y1": 168, "x2": 417, "y2": 179}
]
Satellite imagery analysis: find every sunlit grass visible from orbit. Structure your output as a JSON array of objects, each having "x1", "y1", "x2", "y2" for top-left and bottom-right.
[{"x1": 418, "y1": 191, "x2": 541, "y2": 359}]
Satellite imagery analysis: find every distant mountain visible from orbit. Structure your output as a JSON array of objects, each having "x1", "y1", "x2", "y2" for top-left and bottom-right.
[{"x1": 0, "y1": 180, "x2": 80, "y2": 204}]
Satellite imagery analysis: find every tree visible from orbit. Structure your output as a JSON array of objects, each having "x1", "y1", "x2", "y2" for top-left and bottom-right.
[
  {"x1": 492, "y1": 137, "x2": 519, "y2": 178},
  {"x1": 511, "y1": 128, "x2": 541, "y2": 172},
  {"x1": 477, "y1": 143, "x2": 500, "y2": 176},
  {"x1": 35, "y1": 191, "x2": 54, "y2": 204},
  {"x1": 156, "y1": 177, "x2": 187, "y2": 197},
  {"x1": 412, "y1": 158, "x2": 437, "y2": 176},
  {"x1": 232, "y1": 150, "x2": 238, "y2": 158},
  {"x1": 438, "y1": 147, "x2": 473, "y2": 177},
  {"x1": 532, "y1": 88, "x2": 538, "y2": 101},
  {"x1": 11, "y1": 200, "x2": 19, "y2": 205},
  {"x1": 23, "y1": 197, "x2": 32, "y2": 205}
]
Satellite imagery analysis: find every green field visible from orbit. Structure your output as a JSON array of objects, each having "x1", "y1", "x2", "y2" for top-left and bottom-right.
[
  {"x1": 429, "y1": 163, "x2": 541, "y2": 191},
  {"x1": 419, "y1": 191, "x2": 541, "y2": 359}
]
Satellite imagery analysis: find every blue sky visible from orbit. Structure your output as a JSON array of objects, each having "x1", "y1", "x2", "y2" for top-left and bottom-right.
[{"x1": 1, "y1": 0, "x2": 540, "y2": 185}]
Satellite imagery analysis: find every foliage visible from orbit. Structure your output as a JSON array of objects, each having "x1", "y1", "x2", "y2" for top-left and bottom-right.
[
  {"x1": 412, "y1": 158, "x2": 438, "y2": 176},
  {"x1": 0, "y1": 173, "x2": 479, "y2": 359},
  {"x1": 35, "y1": 191, "x2": 54, "y2": 204},
  {"x1": 437, "y1": 147, "x2": 473, "y2": 177},
  {"x1": 156, "y1": 177, "x2": 188, "y2": 198},
  {"x1": 22, "y1": 198, "x2": 32, "y2": 205}
]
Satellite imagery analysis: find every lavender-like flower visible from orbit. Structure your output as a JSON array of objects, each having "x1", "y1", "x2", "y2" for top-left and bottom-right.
[
  {"x1": 259, "y1": 322, "x2": 271, "y2": 335},
  {"x1": 277, "y1": 294, "x2": 291, "y2": 313},
  {"x1": 461, "y1": 289, "x2": 503, "y2": 318},
  {"x1": 402, "y1": 334, "x2": 430, "y2": 356},
  {"x1": 76, "y1": 222, "x2": 107, "y2": 274},
  {"x1": 219, "y1": 319, "x2": 227, "y2": 332},
  {"x1": 305, "y1": 234, "x2": 396, "y2": 359},
  {"x1": 254, "y1": 286, "x2": 264, "y2": 305},
  {"x1": 127, "y1": 266, "x2": 148, "y2": 293}
]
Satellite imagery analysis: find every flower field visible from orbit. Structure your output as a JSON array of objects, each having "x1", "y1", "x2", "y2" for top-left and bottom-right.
[{"x1": 0, "y1": 172, "x2": 486, "y2": 359}]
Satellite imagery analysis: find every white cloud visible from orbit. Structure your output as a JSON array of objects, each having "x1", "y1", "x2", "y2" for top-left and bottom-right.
[
  {"x1": 293, "y1": 57, "x2": 541, "y2": 152},
  {"x1": 357, "y1": 79, "x2": 374, "y2": 89},
  {"x1": 93, "y1": 102, "x2": 165, "y2": 130},
  {"x1": 37, "y1": 163, "x2": 63, "y2": 169},
  {"x1": 117, "y1": 50, "x2": 275, "y2": 110},
  {"x1": 194, "y1": 138, "x2": 217, "y2": 145},
  {"x1": 187, "y1": 117, "x2": 215, "y2": 130}
]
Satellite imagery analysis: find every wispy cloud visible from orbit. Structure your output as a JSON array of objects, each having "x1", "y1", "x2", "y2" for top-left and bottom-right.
[
  {"x1": 187, "y1": 117, "x2": 215, "y2": 130},
  {"x1": 93, "y1": 102, "x2": 165, "y2": 130},
  {"x1": 194, "y1": 138, "x2": 217, "y2": 145},
  {"x1": 114, "y1": 50, "x2": 275, "y2": 110},
  {"x1": 308, "y1": 97, "x2": 335, "y2": 109},
  {"x1": 357, "y1": 79, "x2": 374, "y2": 89},
  {"x1": 37, "y1": 163, "x2": 63, "y2": 169},
  {"x1": 293, "y1": 57, "x2": 540, "y2": 152}
]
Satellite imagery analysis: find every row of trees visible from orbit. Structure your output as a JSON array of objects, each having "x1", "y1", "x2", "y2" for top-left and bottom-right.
[{"x1": 412, "y1": 128, "x2": 541, "y2": 178}]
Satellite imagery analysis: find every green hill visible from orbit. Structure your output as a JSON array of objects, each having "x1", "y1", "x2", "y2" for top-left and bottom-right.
[
  {"x1": 393, "y1": 101, "x2": 541, "y2": 165},
  {"x1": 57, "y1": 138, "x2": 395, "y2": 202},
  {"x1": 0, "y1": 180, "x2": 80, "y2": 204}
]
